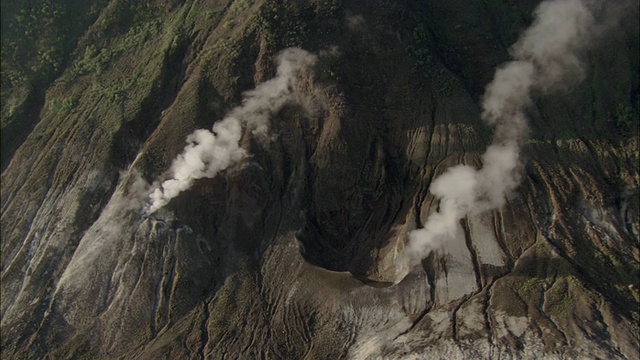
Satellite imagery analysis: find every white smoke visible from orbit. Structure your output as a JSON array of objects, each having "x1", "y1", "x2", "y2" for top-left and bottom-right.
[
  {"x1": 146, "y1": 48, "x2": 317, "y2": 214},
  {"x1": 402, "y1": 0, "x2": 596, "y2": 269}
]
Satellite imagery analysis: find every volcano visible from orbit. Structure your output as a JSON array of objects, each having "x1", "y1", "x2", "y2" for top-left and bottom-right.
[{"x1": 1, "y1": 0, "x2": 638, "y2": 358}]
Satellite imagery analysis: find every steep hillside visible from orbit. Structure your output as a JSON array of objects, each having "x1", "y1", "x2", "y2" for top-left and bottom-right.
[{"x1": 1, "y1": 0, "x2": 639, "y2": 358}]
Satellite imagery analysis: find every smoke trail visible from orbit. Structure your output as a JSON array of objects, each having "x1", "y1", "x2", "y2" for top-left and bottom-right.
[
  {"x1": 146, "y1": 48, "x2": 317, "y2": 214},
  {"x1": 402, "y1": 0, "x2": 595, "y2": 269}
]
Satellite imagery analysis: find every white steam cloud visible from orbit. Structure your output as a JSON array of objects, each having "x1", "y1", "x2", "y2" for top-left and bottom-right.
[
  {"x1": 402, "y1": 0, "x2": 596, "y2": 268},
  {"x1": 146, "y1": 48, "x2": 317, "y2": 214}
]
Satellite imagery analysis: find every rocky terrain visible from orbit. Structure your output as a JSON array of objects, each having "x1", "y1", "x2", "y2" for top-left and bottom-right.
[{"x1": 1, "y1": 0, "x2": 639, "y2": 358}]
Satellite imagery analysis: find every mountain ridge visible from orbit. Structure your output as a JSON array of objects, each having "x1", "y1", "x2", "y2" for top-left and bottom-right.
[{"x1": 1, "y1": 0, "x2": 638, "y2": 358}]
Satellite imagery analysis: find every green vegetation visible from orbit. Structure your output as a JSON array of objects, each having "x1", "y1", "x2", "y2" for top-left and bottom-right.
[
  {"x1": 613, "y1": 103, "x2": 638, "y2": 135},
  {"x1": 256, "y1": 2, "x2": 310, "y2": 49},
  {"x1": 222, "y1": 20, "x2": 236, "y2": 30},
  {"x1": 0, "y1": 0, "x2": 171, "y2": 135},
  {"x1": 508, "y1": 244, "x2": 582, "y2": 321},
  {"x1": 546, "y1": 279, "x2": 575, "y2": 318},
  {"x1": 381, "y1": 3, "x2": 459, "y2": 96},
  {"x1": 49, "y1": 95, "x2": 80, "y2": 118},
  {"x1": 480, "y1": 0, "x2": 529, "y2": 46},
  {"x1": 408, "y1": 26, "x2": 460, "y2": 95},
  {"x1": 555, "y1": 129, "x2": 580, "y2": 140},
  {"x1": 256, "y1": 0, "x2": 341, "y2": 51},
  {"x1": 1, "y1": 0, "x2": 105, "y2": 93},
  {"x1": 229, "y1": 0, "x2": 254, "y2": 15},
  {"x1": 2, "y1": 1, "x2": 66, "y2": 86},
  {"x1": 380, "y1": 0, "x2": 408, "y2": 17},
  {"x1": 407, "y1": 26, "x2": 434, "y2": 68},
  {"x1": 70, "y1": 3, "x2": 162, "y2": 79},
  {"x1": 516, "y1": 277, "x2": 544, "y2": 300}
]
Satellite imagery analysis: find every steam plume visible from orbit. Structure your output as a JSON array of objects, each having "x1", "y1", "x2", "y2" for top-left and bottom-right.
[
  {"x1": 403, "y1": 0, "x2": 595, "y2": 268},
  {"x1": 146, "y1": 48, "x2": 317, "y2": 214}
]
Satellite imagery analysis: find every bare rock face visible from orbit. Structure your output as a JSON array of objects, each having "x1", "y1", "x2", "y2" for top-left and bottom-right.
[{"x1": 1, "y1": 0, "x2": 638, "y2": 359}]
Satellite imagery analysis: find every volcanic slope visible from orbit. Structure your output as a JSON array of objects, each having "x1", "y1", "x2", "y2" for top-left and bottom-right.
[{"x1": 1, "y1": 0, "x2": 638, "y2": 358}]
